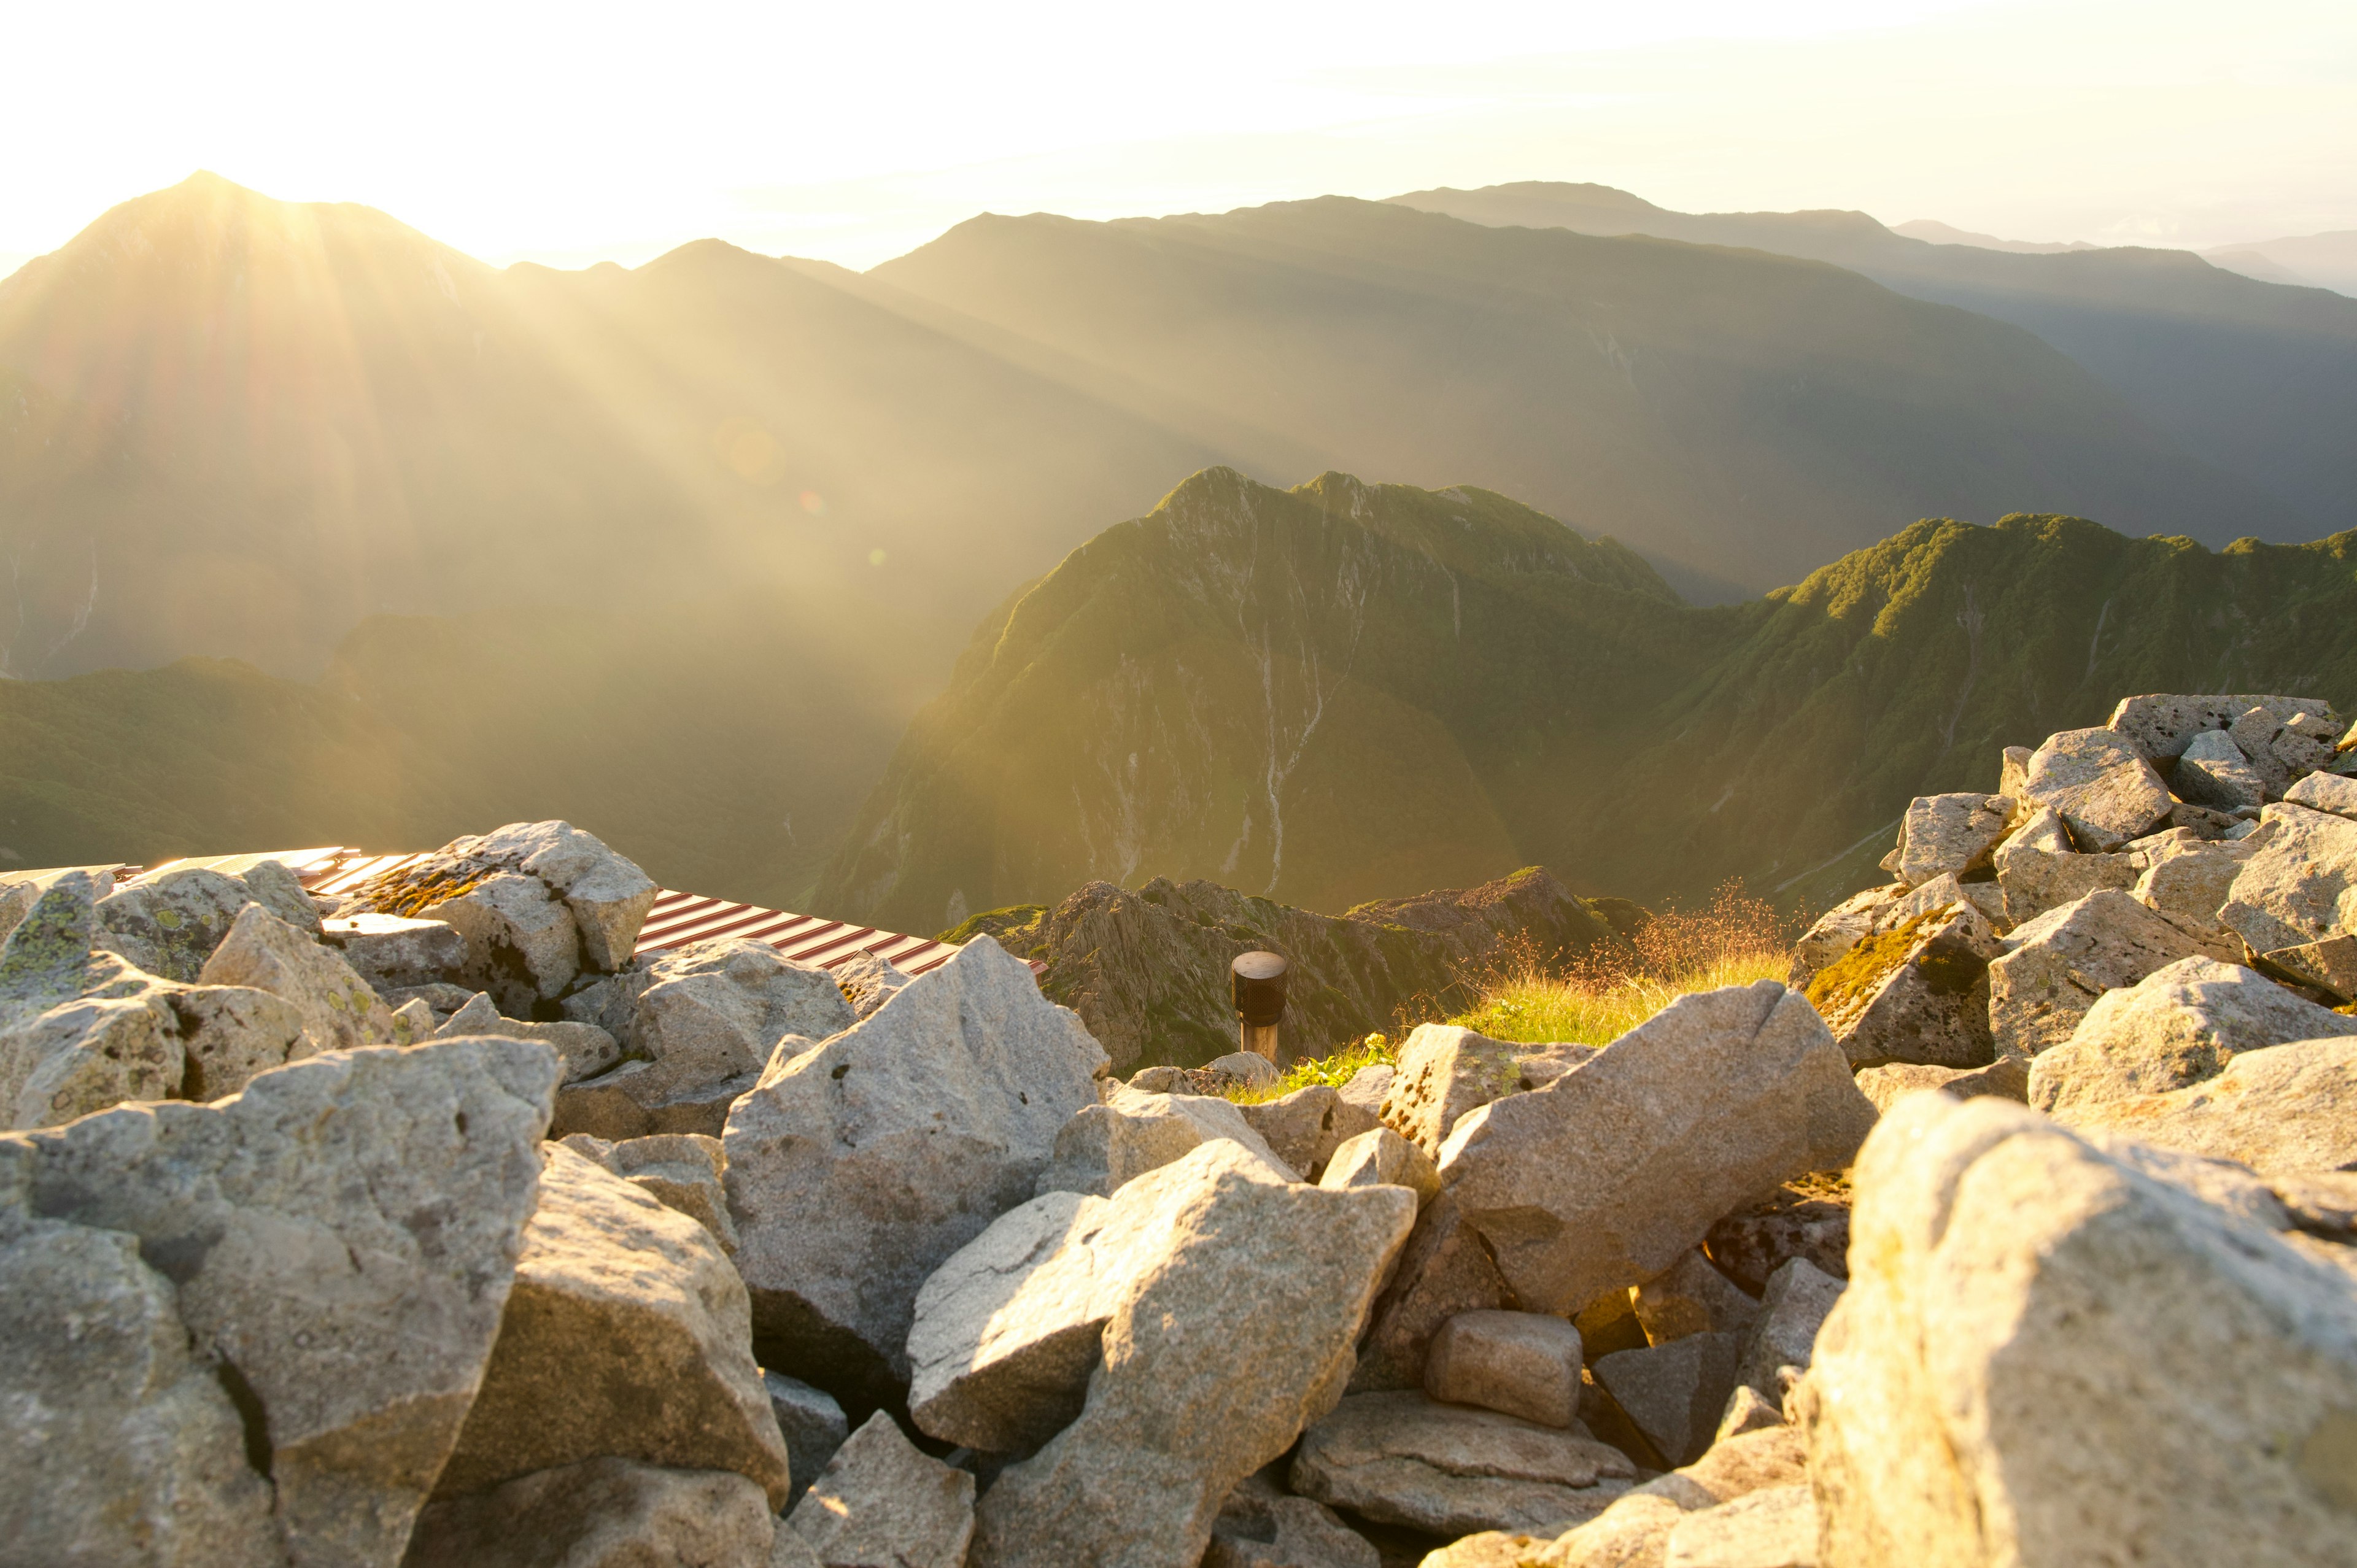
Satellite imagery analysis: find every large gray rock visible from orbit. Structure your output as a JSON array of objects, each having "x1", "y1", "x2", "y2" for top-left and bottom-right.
[
  {"x1": 0, "y1": 1217, "x2": 285, "y2": 1566},
  {"x1": 1291, "y1": 1392, "x2": 1636, "y2": 1537},
  {"x1": 1992, "y1": 807, "x2": 2141, "y2": 926},
  {"x1": 1986, "y1": 889, "x2": 2239, "y2": 1059},
  {"x1": 2171, "y1": 727, "x2": 2267, "y2": 813},
  {"x1": 336, "y1": 822, "x2": 659, "y2": 1012},
  {"x1": 402, "y1": 1458, "x2": 778, "y2": 1568},
  {"x1": 1592, "y1": 1332, "x2": 1744, "y2": 1467},
  {"x1": 321, "y1": 912, "x2": 466, "y2": 991},
  {"x1": 2219, "y1": 802, "x2": 2357, "y2": 959},
  {"x1": 726, "y1": 936, "x2": 1107, "y2": 1398},
  {"x1": 2231, "y1": 704, "x2": 2345, "y2": 798},
  {"x1": 1883, "y1": 793, "x2": 2013, "y2": 887},
  {"x1": 2106, "y1": 692, "x2": 2335, "y2": 764},
  {"x1": 438, "y1": 991, "x2": 622, "y2": 1083},
  {"x1": 2056, "y1": 1036, "x2": 2357, "y2": 1177},
  {"x1": 198, "y1": 902, "x2": 398, "y2": 1054},
  {"x1": 1418, "y1": 983, "x2": 1873, "y2": 1319},
  {"x1": 436, "y1": 1145, "x2": 791, "y2": 1508},
  {"x1": 95, "y1": 867, "x2": 258, "y2": 982},
  {"x1": 581, "y1": 938, "x2": 856, "y2": 1110},
  {"x1": 0, "y1": 1037, "x2": 559, "y2": 1567},
  {"x1": 1426, "y1": 1310, "x2": 1586, "y2": 1429},
  {"x1": 941, "y1": 1141, "x2": 1415, "y2": 1568},
  {"x1": 1805, "y1": 898, "x2": 2001, "y2": 1069},
  {"x1": 1035, "y1": 1084, "x2": 1293, "y2": 1197},
  {"x1": 1804, "y1": 1091, "x2": 2357, "y2": 1567},
  {"x1": 786, "y1": 1413, "x2": 973, "y2": 1568},
  {"x1": 2018, "y1": 727, "x2": 2173, "y2": 851},
  {"x1": 2028, "y1": 956, "x2": 2357, "y2": 1118}
]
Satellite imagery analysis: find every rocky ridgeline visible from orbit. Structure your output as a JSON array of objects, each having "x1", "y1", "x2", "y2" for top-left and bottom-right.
[{"x1": 1, "y1": 686, "x2": 2355, "y2": 1568}]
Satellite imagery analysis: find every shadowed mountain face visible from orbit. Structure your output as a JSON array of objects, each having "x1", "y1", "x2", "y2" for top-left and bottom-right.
[
  {"x1": 818, "y1": 469, "x2": 2357, "y2": 935},
  {"x1": 1389, "y1": 182, "x2": 2357, "y2": 544}
]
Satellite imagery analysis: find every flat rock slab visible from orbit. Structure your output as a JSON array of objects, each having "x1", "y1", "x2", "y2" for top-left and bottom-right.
[
  {"x1": 1292, "y1": 1391, "x2": 1636, "y2": 1537},
  {"x1": 1987, "y1": 889, "x2": 2239, "y2": 1059},
  {"x1": 2055, "y1": 1035, "x2": 2357, "y2": 1177},
  {"x1": 322, "y1": 912, "x2": 466, "y2": 991},
  {"x1": 1805, "y1": 1092, "x2": 2357, "y2": 1567},
  {"x1": 2029, "y1": 956, "x2": 2357, "y2": 1118},
  {"x1": 1, "y1": 1037, "x2": 560, "y2": 1568},
  {"x1": 435, "y1": 1144, "x2": 791, "y2": 1508},
  {"x1": 725, "y1": 936, "x2": 1106, "y2": 1400}
]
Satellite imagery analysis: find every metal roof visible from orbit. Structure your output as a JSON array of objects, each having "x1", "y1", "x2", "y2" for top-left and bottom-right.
[{"x1": 131, "y1": 846, "x2": 982, "y2": 978}]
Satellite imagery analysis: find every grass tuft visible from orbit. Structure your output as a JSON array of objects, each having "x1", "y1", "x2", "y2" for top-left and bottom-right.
[{"x1": 1226, "y1": 1034, "x2": 1396, "y2": 1105}]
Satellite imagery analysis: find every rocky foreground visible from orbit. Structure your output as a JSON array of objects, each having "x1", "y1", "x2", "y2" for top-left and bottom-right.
[{"x1": 3, "y1": 695, "x2": 2356, "y2": 1567}]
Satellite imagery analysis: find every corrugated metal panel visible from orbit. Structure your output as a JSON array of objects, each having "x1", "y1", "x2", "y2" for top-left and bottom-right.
[{"x1": 198, "y1": 847, "x2": 993, "y2": 979}]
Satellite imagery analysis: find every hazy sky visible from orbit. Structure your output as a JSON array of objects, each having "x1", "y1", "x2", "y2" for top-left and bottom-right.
[{"x1": 4, "y1": 0, "x2": 2351, "y2": 277}]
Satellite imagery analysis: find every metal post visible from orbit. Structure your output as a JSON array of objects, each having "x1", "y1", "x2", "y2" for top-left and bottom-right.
[{"x1": 1231, "y1": 950, "x2": 1290, "y2": 1063}]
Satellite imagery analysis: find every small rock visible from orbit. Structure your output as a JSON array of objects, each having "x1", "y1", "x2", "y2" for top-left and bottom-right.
[
  {"x1": 436, "y1": 991, "x2": 622, "y2": 1083},
  {"x1": 786, "y1": 1413, "x2": 974, "y2": 1568},
  {"x1": 198, "y1": 902, "x2": 399, "y2": 1054},
  {"x1": 764, "y1": 1371, "x2": 850, "y2": 1504},
  {"x1": 2230, "y1": 704, "x2": 2343, "y2": 797},
  {"x1": 2262, "y1": 933, "x2": 2357, "y2": 1003},
  {"x1": 1338, "y1": 1060, "x2": 1395, "y2": 1117},
  {"x1": 587, "y1": 938, "x2": 856, "y2": 1109},
  {"x1": 402, "y1": 1458, "x2": 778, "y2": 1568},
  {"x1": 1703, "y1": 1184, "x2": 1851, "y2": 1296},
  {"x1": 830, "y1": 948, "x2": 913, "y2": 1019},
  {"x1": 383, "y1": 980, "x2": 478, "y2": 1019},
  {"x1": 1127, "y1": 1064, "x2": 1186, "y2": 1093},
  {"x1": 1886, "y1": 794, "x2": 2013, "y2": 887},
  {"x1": 2170, "y1": 727, "x2": 2267, "y2": 813},
  {"x1": 1733, "y1": 1259, "x2": 1843, "y2": 1402},
  {"x1": 2054, "y1": 1035, "x2": 2357, "y2": 1177},
  {"x1": 1426, "y1": 1310, "x2": 1587, "y2": 1428},
  {"x1": 1713, "y1": 1385, "x2": 1786, "y2": 1443},
  {"x1": 1320, "y1": 1125, "x2": 1442, "y2": 1205},
  {"x1": 2027, "y1": 956, "x2": 2357, "y2": 1118},
  {"x1": 1986, "y1": 889, "x2": 2239, "y2": 1058},
  {"x1": 321, "y1": 911, "x2": 467, "y2": 990},
  {"x1": 2019, "y1": 727, "x2": 2173, "y2": 851},
  {"x1": 1240, "y1": 1083, "x2": 1352, "y2": 1177},
  {"x1": 94, "y1": 867, "x2": 257, "y2": 981},
  {"x1": 0, "y1": 880, "x2": 35, "y2": 946},
  {"x1": 727, "y1": 937, "x2": 1109, "y2": 1403},
  {"x1": 387, "y1": 994, "x2": 436, "y2": 1045},
  {"x1": 1207, "y1": 1049, "x2": 1282, "y2": 1089},
  {"x1": 1852, "y1": 1056, "x2": 2029, "y2": 1115},
  {"x1": 1991, "y1": 806, "x2": 2140, "y2": 925},
  {"x1": 1789, "y1": 884, "x2": 1906, "y2": 984},
  {"x1": 434, "y1": 1145, "x2": 792, "y2": 1508},
  {"x1": 560, "y1": 1130, "x2": 740, "y2": 1253},
  {"x1": 1291, "y1": 1391, "x2": 1637, "y2": 1537},
  {"x1": 2285, "y1": 770, "x2": 2357, "y2": 821},
  {"x1": 1592, "y1": 1333, "x2": 1744, "y2": 1466},
  {"x1": 1803, "y1": 900, "x2": 2001, "y2": 1069},
  {"x1": 1034, "y1": 1085, "x2": 1293, "y2": 1197},
  {"x1": 170, "y1": 983, "x2": 312, "y2": 1100},
  {"x1": 1206, "y1": 1477, "x2": 1379, "y2": 1568},
  {"x1": 1633, "y1": 1251, "x2": 1761, "y2": 1346}
]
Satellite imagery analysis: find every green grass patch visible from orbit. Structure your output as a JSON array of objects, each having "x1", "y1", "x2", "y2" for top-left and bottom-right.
[
  {"x1": 1224, "y1": 1034, "x2": 1397, "y2": 1105},
  {"x1": 1457, "y1": 949, "x2": 1794, "y2": 1047}
]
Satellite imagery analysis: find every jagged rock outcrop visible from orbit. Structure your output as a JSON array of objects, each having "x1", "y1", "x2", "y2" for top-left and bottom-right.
[{"x1": 947, "y1": 868, "x2": 1619, "y2": 1073}]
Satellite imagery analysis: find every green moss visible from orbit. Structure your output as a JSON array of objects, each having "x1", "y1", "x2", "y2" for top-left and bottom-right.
[
  {"x1": 1805, "y1": 910, "x2": 1940, "y2": 1016},
  {"x1": 344, "y1": 864, "x2": 490, "y2": 921}
]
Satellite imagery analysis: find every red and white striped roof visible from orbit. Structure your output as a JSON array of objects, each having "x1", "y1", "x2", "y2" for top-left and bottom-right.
[{"x1": 140, "y1": 846, "x2": 981, "y2": 978}]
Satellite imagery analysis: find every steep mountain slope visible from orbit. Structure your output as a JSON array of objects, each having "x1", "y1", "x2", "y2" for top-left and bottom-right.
[
  {"x1": 818, "y1": 468, "x2": 2357, "y2": 933},
  {"x1": 867, "y1": 196, "x2": 2280, "y2": 600},
  {"x1": 1389, "y1": 182, "x2": 2357, "y2": 539},
  {"x1": 0, "y1": 172, "x2": 1218, "y2": 679}
]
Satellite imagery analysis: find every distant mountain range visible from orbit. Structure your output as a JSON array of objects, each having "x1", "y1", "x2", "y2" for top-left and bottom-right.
[
  {"x1": 7, "y1": 172, "x2": 2357, "y2": 913},
  {"x1": 819, "y1": 469, "x2": 2357, "y2": 934},
  {"x1": 1388, "y1": 182, "x2": 2357, "y2": 543}
]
